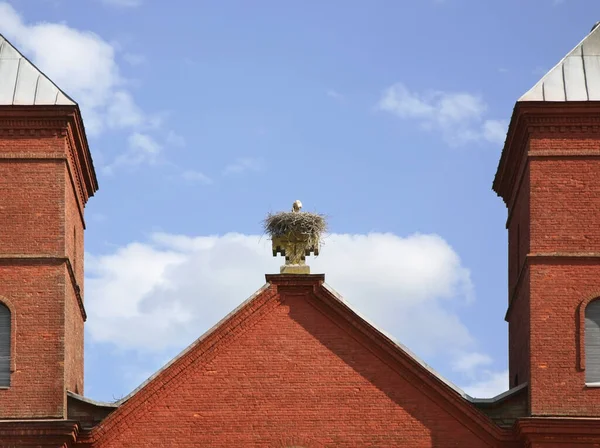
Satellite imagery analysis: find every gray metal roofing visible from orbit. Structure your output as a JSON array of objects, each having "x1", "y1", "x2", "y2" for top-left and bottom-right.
[
  {"x1": 520, "y1": 23, "x2": 600, "y2": 102},
  {"x1": 0, "y1": 34, "x2": 75, "y2": 106}
]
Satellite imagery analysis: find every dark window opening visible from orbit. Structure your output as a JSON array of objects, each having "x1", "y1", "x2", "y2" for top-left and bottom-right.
[
  {"x1": 585, "y1": 300, "x2": 600, "y2": 383},
  {"x1": 0, "y1": 303, "x2": 11, "y2": 387}
]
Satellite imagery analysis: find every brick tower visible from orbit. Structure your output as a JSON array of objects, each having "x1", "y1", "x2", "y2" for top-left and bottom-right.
[
  {"x1": 0, "y1": 35, "x2": 97, "y2": 418},
  {"x1": 494, "y1": 24, "x2": 600, "y2": 416}
]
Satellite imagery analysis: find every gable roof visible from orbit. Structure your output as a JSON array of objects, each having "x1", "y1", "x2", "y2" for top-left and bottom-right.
[
  {"x1": 0, "y1": 34, "x2": 75, "y2": 106},
  {"x1": 83, "y1": 274, "x2": 515, "y2": 445},
  {"x1": 520, "y1": 23, "x2": 600, "y2": 102}
]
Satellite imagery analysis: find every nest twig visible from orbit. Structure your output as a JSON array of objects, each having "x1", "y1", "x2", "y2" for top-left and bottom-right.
[{"x1": 263, "y1": 211, "x2": 327, "y2": 247}]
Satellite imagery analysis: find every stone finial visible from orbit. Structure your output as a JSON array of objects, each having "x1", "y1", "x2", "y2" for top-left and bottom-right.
[{"x1": 263, "y1": 201, "x2": 327, "y2": 274}]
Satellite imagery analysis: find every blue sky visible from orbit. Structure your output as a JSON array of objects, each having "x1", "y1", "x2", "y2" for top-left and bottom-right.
[{"x1": 0, "y1": 0, "x2": 596, "y2": 401}]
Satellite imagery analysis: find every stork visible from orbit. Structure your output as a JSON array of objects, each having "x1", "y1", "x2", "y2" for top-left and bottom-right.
[{"x1": 292, "y1": 200, "x2": 302, "y2": 212}]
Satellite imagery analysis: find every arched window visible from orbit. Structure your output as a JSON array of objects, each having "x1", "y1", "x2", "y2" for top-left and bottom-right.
[
  {"x1": 585, "y1": 300, "x2": 600, "y2": 383},
  {"x1": 0, "y1": 303, "x2": 10, "y2": 387}
]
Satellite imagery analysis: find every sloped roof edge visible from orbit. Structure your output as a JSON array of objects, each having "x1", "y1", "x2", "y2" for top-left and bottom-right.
[
  {"x1": 67, "y1": 391, "x2": 119, "y2": 408},
  {"x1": 113, "y1": 283, "x2": 272, "y2": 406},
  {"x1": 519, "y1": 24, "x2": 600, "y2": 102},
  {"x1": 322, "y1": 282, "x2": 520, "y2": 405},
  {"x1": 0, "y1": 33, "x2": 76, "y2": 106}
]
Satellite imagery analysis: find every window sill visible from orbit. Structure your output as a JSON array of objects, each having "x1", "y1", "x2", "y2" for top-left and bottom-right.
[{"x1": 585, "y1": 382, "x2": 600, "y2": 388}]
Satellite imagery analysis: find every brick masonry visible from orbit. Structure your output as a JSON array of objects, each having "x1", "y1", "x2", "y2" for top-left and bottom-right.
[
  {"x1": 494, "y1": 103, "x2": 600, "y2": 418},
  {"x1": 85, "y1": 278, "x2": 501, "y2": 448},
  {"x1": 0, "y1": 107, "x2": 97, "y2": 418},
  {"x1": 5, "y1": 98, "x2": 600, "y2": 445}
]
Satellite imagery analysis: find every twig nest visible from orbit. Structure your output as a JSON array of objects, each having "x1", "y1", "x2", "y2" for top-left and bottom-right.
[{"x1": 263, "y1": 210, "x2": 327, "y2": 248}]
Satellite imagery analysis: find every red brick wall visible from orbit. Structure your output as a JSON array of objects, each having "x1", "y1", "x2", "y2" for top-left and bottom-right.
[
  {"x1": 507, "y1": 166, "x2": 531, "y2": 391},
  {"x1": 0, "y1": 156, "x2": 64, "y2": 256},
  {"x1": 529, "y1": 145, "x2": 600, "y2": 254},
  {"x1": 528, "y1": 262, "x2": 600, "y2": 416},
  {"x1": 0, "y1": 263, "x2": 66, "y2": 417},
  {"x1": 515, "y1": 131, "x2": 600, "y2": 416},
  {"x1": 509, "y1": 269, "x2": 530, "y2": 392},
  {"x1": 65, "y1": 273, "x2": 84, "y2": 396},
  {"x1": 93, "y1": 291, "x2": 492, "y2": 448},
  {"x1": 64, "y1": 163, "x2": 85, "y2": 395},
  {"x1": 0, "y1": 129, "x2": 87, "y2": 417},
  {"x1": 508, "y1": 168, "x2": 530, "y2": 294}
]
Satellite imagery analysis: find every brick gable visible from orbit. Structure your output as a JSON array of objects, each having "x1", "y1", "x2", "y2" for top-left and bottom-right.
[{"x1": 82, "y1": 275, "x2": 508, "y2": 447}]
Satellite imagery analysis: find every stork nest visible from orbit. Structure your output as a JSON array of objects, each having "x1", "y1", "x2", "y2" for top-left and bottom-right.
[{"x1": 263, "y1": 211, "x2": 328, "y2": 247}]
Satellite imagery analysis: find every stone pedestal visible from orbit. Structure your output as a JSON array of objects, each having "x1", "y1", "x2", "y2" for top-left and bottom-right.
[{"x1": 272, "y1": 233, "x2": 319, "y2": 275}]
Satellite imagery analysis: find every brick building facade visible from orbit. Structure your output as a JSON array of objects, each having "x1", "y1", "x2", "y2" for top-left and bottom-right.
[{"x1": 2, "y1": 22, "x2": 600, "y2": 448}]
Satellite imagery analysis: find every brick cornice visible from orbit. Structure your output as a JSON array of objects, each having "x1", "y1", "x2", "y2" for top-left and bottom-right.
[
  {"x1": 0, "y1": 419, "x2": 80, "y2": 446},
  {"x1": 493, "y1": 102, "x2": 600, "y2": 217},
  {"x1": 0, "y1": 106, "x2": 98, "y2": 208},
  {"x1": 516, "y1": 417, "x2": 600, "y2": 444}
]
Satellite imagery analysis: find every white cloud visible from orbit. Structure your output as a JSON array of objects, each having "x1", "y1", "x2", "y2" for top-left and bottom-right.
[
  {"x1": 101, "y1": 0, "x2": 143, "y2": 7},
  {"x1": 482, "y1": 119, "x2": 509, "y2": 145},
  {"x1": 223, "y1": 157, "x2": 263, "y2": 175},
  {"x1": 462, "y1": 370, "x2": 509, "y2": 398},
  {"x1": 103, "y1": 133, "x2": 161, "y2": 174},
  {"x1": 0, "y1": 2, "x2": 172, "y2": 171},
  {"x1": 124, "y1": 132, "x2": 161, "y2": 163},
  {"x1": 0, "y1": 3, "x2": 121, "y2": 135},
  {"x1": 84, "y1": 232, "x2": 504, "y2": 395},
  {"x1": 181, "y1": 170, "x2": 212, "y2": 185},
  {"x1": 128, "y1": 132, "x2": 161, "y2": 154},
  {"x1": 452, "y1": 352, "x2": 493, "y2": 377},
  {"x1": 377, "y1": 83, "x2": 507, "y2": 146},
  {"x1": 106, "y1": 91, "x2": 145, "y2": 129}
]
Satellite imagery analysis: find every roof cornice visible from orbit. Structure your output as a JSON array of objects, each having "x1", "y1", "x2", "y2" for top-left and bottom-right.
[
  {"x1": 493, "y1": 102, "x2": 600, "y2": 219},
  {"x1": 0, "y1": 105, "x2": 98, "y2": 208}
]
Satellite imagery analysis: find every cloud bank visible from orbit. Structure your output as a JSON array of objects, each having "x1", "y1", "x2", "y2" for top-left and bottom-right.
[{"x1": 86, "y1": 232, "x2": 506, "y2": 397}]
